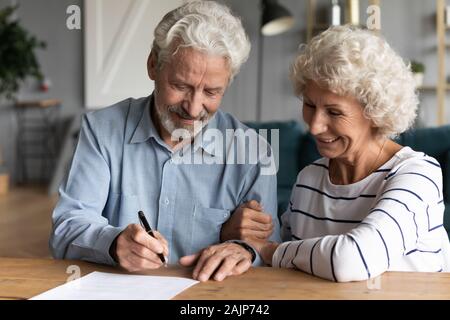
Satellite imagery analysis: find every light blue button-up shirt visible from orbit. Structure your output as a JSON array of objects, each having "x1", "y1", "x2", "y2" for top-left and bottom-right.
[{"x1": 50, "y1": 95, "x2": 280, "y2": 265}]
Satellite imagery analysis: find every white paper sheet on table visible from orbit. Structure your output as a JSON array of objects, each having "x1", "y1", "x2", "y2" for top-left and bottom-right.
[{"x1": 30, "y1": 271, "x2": 199, "y2": 300}]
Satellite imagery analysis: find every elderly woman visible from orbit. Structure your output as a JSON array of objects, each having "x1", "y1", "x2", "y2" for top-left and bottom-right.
[{"x1": 249, "y1": 25, "x2": 450, "y2": 282}]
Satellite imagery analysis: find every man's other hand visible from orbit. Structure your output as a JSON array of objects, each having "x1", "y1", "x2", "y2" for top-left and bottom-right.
[{"x1": 179, "y1": 242, "x2": 252, "y2": 282}]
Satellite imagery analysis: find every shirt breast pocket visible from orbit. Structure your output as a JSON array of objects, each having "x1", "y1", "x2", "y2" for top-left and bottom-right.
[{"x1": 191, "y1": 205, "x2": 231, "y2": 254}]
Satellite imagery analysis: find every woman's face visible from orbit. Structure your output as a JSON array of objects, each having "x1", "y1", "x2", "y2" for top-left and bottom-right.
[{"x1": 302, "y1": 81, "x2": 376, "y2": 162}]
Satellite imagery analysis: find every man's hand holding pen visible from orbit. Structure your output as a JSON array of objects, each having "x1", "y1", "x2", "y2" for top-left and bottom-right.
[
  {"x1": 109, "y1": 201, "x2": 266, "y2": 279},
  {"x1": 110, "y1": 223, "x2": 169, "y2": 272}
]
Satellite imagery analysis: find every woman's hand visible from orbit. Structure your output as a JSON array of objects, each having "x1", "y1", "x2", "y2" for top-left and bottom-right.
[
  {"x1": 220, "y1": 200, "x2": 273, "y2": 242},
  {"x1": 259, "y1": 242, "x2": 280, "y2": 266},
  {"x1": 245, "y1": 239, "x2": 280, "y2": 266}
]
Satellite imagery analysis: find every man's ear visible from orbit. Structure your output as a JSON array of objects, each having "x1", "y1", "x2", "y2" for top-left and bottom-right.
[{"x1": 147, "y1": 51, "x2": 157, "y2": 80}]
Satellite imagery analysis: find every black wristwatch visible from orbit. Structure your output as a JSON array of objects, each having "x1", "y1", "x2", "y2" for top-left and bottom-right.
[{"x1": 231, "y1": 241, "x2": 256, "y2": 262}]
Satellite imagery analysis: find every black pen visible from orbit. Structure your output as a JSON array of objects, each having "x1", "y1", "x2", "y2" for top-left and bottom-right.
[{"x1": 138, "y1": 210, "x2": 166, "y2": 264}]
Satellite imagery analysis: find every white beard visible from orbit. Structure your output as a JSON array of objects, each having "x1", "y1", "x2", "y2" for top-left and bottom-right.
[{"x1": 155, "y1": 102, "x2": 211, "y2": 139}]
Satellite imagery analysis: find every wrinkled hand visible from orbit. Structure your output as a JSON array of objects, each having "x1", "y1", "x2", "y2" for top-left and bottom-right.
[
  {"x1": 179, "y1": 242, "x2": 252, "y2": 282},
  {"x1": 110, "y1": 224, "x2": 169, "y2": 272},
  {"x1": 220, "y1": 200, "x2": 273, "y2": 242}
]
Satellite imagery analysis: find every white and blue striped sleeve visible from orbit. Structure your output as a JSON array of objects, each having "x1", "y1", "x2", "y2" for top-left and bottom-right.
[{"x1": 272, "y1": 157, "x2": 444, "y2": 282}]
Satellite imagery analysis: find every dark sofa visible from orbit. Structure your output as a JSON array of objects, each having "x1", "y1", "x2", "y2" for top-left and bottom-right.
[{"x1": 246, "y1": 121, "x2": 450, "y2": 236}]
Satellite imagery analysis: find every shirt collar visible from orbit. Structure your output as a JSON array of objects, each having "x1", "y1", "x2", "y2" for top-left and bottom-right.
[
  {"x1": 130, "y1": 95, "x2": 160, "y2": 144},
  {"x1": 130, "y1": 94, "x2": 220, "y2": 157}
]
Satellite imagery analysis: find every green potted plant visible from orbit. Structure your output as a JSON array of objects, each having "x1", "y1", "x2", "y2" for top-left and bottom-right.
[
  {"x1": 410, "y1": 60, "x2": 425, "y2": 87},
  {"x1": 0, "y1": 5, "x2": 46, "y2": 190},
  {"x1": 0, "y1": 5, "x2": 46, "y2": 100}
]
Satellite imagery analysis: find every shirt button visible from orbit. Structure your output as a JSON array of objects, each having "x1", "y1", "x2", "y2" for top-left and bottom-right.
[
  {"x1": 164, "y1": 198, "x2": 170, "y2": 205},
  {"x1": 169, "y1": 159, "x2": 173, "y2": 164}
]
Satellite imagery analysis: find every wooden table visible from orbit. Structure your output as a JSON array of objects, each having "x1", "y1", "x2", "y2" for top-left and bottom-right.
[{"x1": 1, "y1": 257, "x2": 450, "y2": 300}]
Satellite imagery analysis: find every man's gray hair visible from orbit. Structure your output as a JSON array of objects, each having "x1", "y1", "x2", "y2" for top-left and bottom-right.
[{"x1": 152, "y1": 0, "x2": 251, "y2": 80}]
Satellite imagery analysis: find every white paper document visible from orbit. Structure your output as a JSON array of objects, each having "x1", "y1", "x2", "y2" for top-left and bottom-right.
[{"x1": 30, "y1": 271, "x2": 199, "y2": 300}]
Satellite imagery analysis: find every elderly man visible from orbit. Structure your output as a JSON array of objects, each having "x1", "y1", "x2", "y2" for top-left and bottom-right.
[{"x1": 50, "y1": 1, "x2": 280, "y2": 282}]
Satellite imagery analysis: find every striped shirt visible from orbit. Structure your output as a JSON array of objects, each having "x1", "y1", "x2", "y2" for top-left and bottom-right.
[{"x1": 273, "y1": 147, "x2": 450, "y2": 282}]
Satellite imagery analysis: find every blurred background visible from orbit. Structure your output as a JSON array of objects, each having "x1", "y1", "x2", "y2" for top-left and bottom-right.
[{"x1": 1, "y1": 0, "x2": 449, "y2": 259}]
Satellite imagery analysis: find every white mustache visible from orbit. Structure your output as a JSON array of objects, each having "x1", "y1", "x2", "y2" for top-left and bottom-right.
[{"x1": 168, "y1": 105, "x2": 208, "y2": 121}]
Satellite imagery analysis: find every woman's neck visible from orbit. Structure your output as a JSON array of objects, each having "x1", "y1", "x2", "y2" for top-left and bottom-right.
[{"x1": 329, "y1": 139, "x2": 400, "y2": 185}]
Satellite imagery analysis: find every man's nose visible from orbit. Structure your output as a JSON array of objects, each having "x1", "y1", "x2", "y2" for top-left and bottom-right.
[
  {"x1": 308, "y1": 110, "x2": 328, "y2": 135},
  {"x1": 184, "y1": 91, "x2": 204, "y2": 119}
]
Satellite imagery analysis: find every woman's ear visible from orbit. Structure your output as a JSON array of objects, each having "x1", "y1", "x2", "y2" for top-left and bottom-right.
[
  {"x1": 370, "y1": 125, "x2": 380, "y2": 139},
  {"x1": 147, "y1": 51, "x2": 157, "y2": 80}
]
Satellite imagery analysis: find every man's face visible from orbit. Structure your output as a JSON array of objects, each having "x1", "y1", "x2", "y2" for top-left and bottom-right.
[{"x1": 148, "y1": 47, "x2": 230, "y2": 141}]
